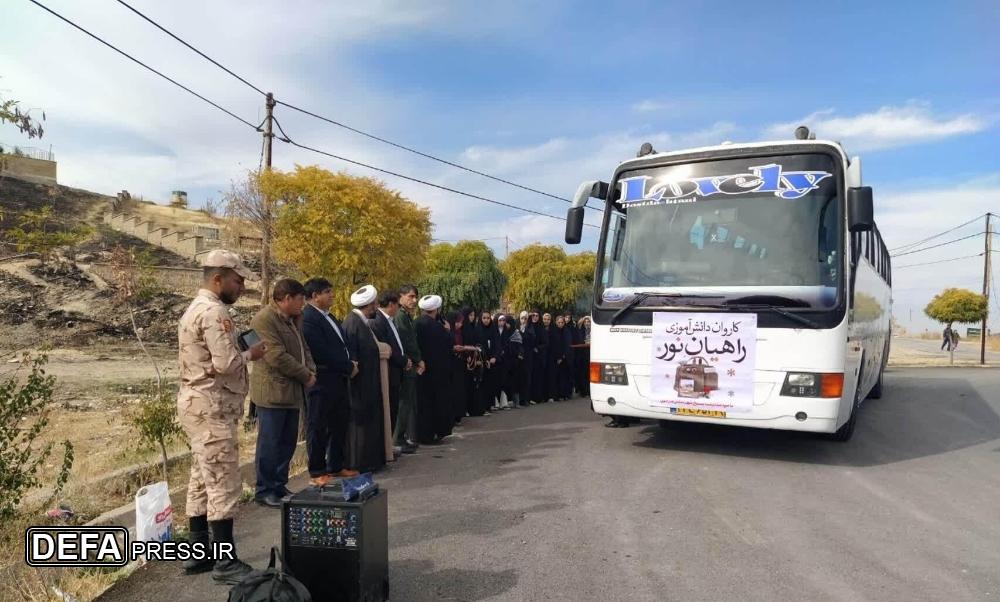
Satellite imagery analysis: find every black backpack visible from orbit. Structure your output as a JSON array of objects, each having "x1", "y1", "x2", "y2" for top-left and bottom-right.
[{"x1": 228, "y1": 547, "x2": 312, "y2": 602}]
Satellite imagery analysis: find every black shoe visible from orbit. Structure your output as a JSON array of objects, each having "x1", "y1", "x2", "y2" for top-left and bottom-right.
[
  {"x1": 212, "y1": 558, "x2": 254, "y2": 585},
  {"x1": 254, "y1": 493, "x2": 282, "y2": 508},
  {"x1": 182, "y1": 518, "x2": 212, "y2": 575},
  {"x1": 208, "y1": 519, "x2": 254, "y2": 585},
  {"x1": 278, "y1": 486, "x2": 293, "y2": 497}
]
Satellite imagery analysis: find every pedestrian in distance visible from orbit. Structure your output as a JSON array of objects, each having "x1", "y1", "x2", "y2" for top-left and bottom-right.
[
  {"x1": 392, "y1": 285, "x2": 424, "y2": 454},
  {"x1": 342, "y1": 285, "x2": 387, "y2": 473},
  {"x1": 371, "y1": 291, "x2": 408, "y2": 457},
  {"x1": 177, "y1": 250, "x2": 265, "y2": 583},
  {"x1": 301, "y1": 277, "x2": 359, "y2": 488},
  {"x1": 942, "y1": 323, "x2": 953, "y2": 351},
  {"x1": 250, "y1": 278, "x2": 316, "y2": 508}
]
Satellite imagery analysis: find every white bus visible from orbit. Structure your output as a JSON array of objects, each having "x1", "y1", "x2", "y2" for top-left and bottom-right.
[{"x1": 565, "y1": 128, "x2": 891, "y2": 441}]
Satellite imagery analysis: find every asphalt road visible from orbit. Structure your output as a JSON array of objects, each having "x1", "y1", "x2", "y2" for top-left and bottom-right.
[{"x1": 99, "y1": 367, "x2": 999, "y2": 601}]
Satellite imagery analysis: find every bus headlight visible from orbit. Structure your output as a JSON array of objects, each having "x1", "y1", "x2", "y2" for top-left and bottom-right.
[
  {"x1": 780, "y1": 372, "x2": 844, "y2": 398},
  {"x1": 591, "y1": 362, "x2": 628, "y2": 385}
]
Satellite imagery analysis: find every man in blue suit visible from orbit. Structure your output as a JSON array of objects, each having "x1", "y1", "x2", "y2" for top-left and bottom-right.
[{"x1": 301, "y1": 278, "x2": 359, "y2": 486}]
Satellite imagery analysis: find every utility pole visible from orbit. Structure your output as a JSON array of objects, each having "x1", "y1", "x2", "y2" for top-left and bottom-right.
[
  {"x1": 981, "y1": 212, "x2": 992, "y2": 365},
  {"x1": 260, "y1": 92, "x2": 275, "y2": 304},
  {"x1": 505, "y1": 235, "x2": 510, "y2": 260}
]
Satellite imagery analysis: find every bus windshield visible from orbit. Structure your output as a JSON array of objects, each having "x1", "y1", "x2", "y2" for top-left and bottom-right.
[{"x1": 598, "y1": 153, "x2": 842, "y2": 308}]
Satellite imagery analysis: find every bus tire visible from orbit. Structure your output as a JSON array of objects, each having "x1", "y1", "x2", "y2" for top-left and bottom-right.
[
  {"x1": 829, "y1": 382, "x2": 861, "y2": 442},
  {"x1": 867, "y1": 369, "x2": 883, "y2": 400}
]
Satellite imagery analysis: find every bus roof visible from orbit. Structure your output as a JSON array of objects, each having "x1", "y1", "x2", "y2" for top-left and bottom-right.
[{"x1": 614, "y1": 139, "x2": 852, "y2": 173}]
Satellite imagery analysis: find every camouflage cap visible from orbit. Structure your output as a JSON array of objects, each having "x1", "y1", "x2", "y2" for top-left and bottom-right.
[{"x1": 201, "y1": 249, "x2": 255, "y2": 280}]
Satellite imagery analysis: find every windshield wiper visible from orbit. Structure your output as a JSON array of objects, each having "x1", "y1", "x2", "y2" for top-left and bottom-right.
[
  {"x1": 721, "y1": 302, "x2": 820, "y2": 329},
  {"x1": 726, "y1": 294, "x2": 811, "y2": 308},
  {"x1": 609, "y1": 292, "x2": 723, "y2": 326}
]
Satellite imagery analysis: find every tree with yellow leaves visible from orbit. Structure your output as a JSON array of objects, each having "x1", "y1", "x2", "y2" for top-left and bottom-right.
[
  {"x1": 263, "y1": 166, "x2": 432, "y2": 316},
  {"x1": 502, "y1": 244, "x2": 596, "y2": 313}
]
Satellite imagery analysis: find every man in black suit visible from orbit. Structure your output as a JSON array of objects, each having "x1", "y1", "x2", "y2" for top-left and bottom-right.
[
  {"x1": 370, "y1": 291, "x2": 413, "y2": 455},
  {"x1": 301, "y1": 278, "x2": 359, "y2": 486}
]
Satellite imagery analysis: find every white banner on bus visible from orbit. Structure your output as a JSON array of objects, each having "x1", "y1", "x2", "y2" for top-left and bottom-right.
[{"x1": 650, "y1": 313, "x2": 757, "y2": 413}]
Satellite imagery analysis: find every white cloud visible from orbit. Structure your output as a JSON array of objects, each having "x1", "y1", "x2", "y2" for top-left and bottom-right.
[
  {"x1": 764, "y1": 104, "x2": 988, "y2": 152},
  {"x1": 631, "y1": 99, "x2": 672, "y2": 113}
]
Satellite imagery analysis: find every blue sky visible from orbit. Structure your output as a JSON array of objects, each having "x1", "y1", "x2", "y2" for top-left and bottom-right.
[{"x1": 2, "y1": 0, "x2": 998, "y2": 331}]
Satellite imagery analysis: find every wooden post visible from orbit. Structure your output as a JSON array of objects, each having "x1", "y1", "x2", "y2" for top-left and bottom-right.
[{"x1": 377, "y1": 342, "x2": 394, "y2": 461}]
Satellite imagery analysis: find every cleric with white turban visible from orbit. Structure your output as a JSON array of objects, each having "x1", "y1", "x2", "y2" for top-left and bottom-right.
[
  {"x1": 413, "y1": 293, "x2": 454, "y2": 443},
  {"x1": 418, "y1": 294, "x2": 443, "y2": 312},
  {"x1": 340, "y1": 283, "x2": 386, "y2": 472},
  {"x1": 351, "y1": 285, "x2": 378, "y2": 308}
]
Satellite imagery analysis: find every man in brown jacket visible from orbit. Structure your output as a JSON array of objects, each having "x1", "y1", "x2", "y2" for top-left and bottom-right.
[{"x1": 250, "y1": 278, "x2": 316, "y2": 508}]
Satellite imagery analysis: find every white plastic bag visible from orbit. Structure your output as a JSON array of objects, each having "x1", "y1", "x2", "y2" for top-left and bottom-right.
[{"x1": 135, "y1": 481, "x2": 173, "y2": 543}]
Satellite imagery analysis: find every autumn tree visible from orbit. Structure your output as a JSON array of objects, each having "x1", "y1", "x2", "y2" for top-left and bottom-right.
[
  {"x1": 264, "y1": 166, "x2": 432, "y2": 316},
  {"x1": 924, "y1": 288, "x2": 987, "y2": 326},
  {"x1": 502, "y1": 244, "x2": 596, "y2": 313},
  {"x1": 418, "y1": 241, "x2": 506, "y2": 312}
]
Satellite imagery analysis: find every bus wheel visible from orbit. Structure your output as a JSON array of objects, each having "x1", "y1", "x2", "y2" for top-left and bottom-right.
[
  {"x1": 829, "y1": 384, "x2": 861, "y2": 442},
  {"x1": 867, "y1": 369, "x2": 883, "y2": 400}
]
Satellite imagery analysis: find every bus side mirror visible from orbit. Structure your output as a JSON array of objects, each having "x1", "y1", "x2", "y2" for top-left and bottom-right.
[
  {"x1": 565, "y1": 180, "x2": 608, "y2": 244},
  {"x1": 848, "y1": 186, "x2": 874, "y2": 232},
  {"x1": 565, "y1": 206, "x2": 585, "y2": 244}
]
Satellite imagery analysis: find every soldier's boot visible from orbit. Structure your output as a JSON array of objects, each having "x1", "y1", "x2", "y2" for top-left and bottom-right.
[
  {"x1": 209, "y1": 518, "x2": 254, "y2": 585},
  {"x1": 182, "y1": 515, "x2": 213, "y2": 575}
]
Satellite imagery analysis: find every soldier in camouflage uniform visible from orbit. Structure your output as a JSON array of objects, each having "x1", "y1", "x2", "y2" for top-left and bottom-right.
[{"x1": 177, "y1": 250, "x2": 265, "y2": 584}]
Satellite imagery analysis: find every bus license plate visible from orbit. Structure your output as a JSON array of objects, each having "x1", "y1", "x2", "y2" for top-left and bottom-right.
[{"x1": 670, "y1": 408, "x2": 726, "y2": 419}]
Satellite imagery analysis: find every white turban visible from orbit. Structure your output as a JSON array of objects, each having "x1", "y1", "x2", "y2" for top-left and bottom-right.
[
  {"x1": 350, "y1": 284, "x2": 378, "y2": 307},
  {"x1": 418, "y1": 294, "x2": 442, "y2": 311}
]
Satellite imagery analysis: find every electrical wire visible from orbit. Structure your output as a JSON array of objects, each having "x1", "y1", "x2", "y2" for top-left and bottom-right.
[
  {"x1": 893, "y1": 253, "x2": 983, "y2": 270},
  {"x1": 25, "y1": 0, "x2": 259, "y2": 130},
  {"x1": 105, "y1": 0, "x2": 604, "y2": 213},
  {"x1": 113, "y1": 0, "x2": 266, "y2": 96},
  {"x1": 889, "y1": 213, "x2": 986, "y2": 252},
  {"x1": 890, "y1": 232, "x2": 984, "y2": 258},
  {"x1": 270, "y1": 117, "x2": 600, "y2": 228},
  {"x1": 275, "y1": 100, "x2": 604, "y2": 212}
]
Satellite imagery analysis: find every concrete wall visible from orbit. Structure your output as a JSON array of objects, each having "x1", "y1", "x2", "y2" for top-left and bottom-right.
[
  {"x1": 1, "y1": 155, "x2": 57, "y2": 185},
  {"x1": 104, "y1": 209, "x2": 251, "y2": 261},
  {"x1": 87, "y1": 263, "x2": 204, "y2": 296}
]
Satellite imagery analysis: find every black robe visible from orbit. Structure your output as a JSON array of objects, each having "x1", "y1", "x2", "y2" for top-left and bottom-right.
[
  {"x1": 547, "y1": 325, "x2": 567, "y2": 400},
  {"x1": 477, "y1": 322, "x2": 502, "y2": 408},
  {"x1": 415, "y1": 313, "x2": 454, "y2": 442},
  {"x1": 460, "y1": 320, "x2": 482, "y2": 415},
  {"x1": 342, "y1": 310, "x2": 385, "y2": 472},
  {"x1": 531, "y1": 321, "x2": 549, "y2": 402},
  {"x1": 518, "y1": 324, "x2": 535, "y2": 405}
]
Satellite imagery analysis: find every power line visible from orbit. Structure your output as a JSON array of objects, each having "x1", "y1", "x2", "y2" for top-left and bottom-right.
[
  {"x1": 25, "y1": 0, "x2": 259, "y2": 130},
  {"x1": 93, "y1": 0, "x2": 606, "y2": 214},
  {"x1": 890, "y1": 232, "x2": 983, "y2": 258},
  {"x1": 275, "y1": 100, "x2": 604, "y2": 212},
  {"x1": 112, "y1": 0, "x2": 266, "y2": 96},
  {"x1": 889, "y1": 213, "x2": 986, "y2": 252},
  {"x1": 894, "y1": 253, "x2": 983, "y2": 270},
  {"x1": 271, "y1": 118, "x2": 600, "y2": 229}
]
